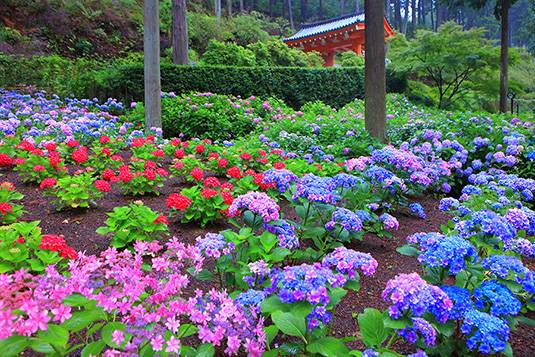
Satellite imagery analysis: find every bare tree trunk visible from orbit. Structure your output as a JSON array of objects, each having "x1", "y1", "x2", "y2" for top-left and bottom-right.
[
  {"x1": 287, "y1": 0, "x2": 295, "y2": 29},
  {"x1": 402, "y1": 0, "x2": 409, "y2": 33},
  {"x1": 215, "y1": 0, "x2": 221, "y2": 18},
  {"x1": 269, "y1": 0, "x2": 275, "y2": 18},
  {"x1": 436, "y1": 3, "x2": 446, "y2": 29},
  {"x1": 340, "y1": 0, "x2": 345, "y2": 16},
  {"x1": 172, "y1": 0, "x2": 188, "y2": 65},
  {"x1": 364, "y1": 0, "x2": 387, "y2": 142},
  {"x1": 499, "y1": 0, "x2": 509, "y2": 113},
  {"x1": 394, "y1": 0, "x2": 402, "y2": 31},
  {"x1": 144, "y1": 0, "x2": 161, "y2": 130},
  {"x1": 420, "y1": 0, "x2": 425, "y2": 26},
  {"x1": 227, "y1": 0, "x2": 232, "y2": 16},
  {"x1": 411, "y1": 0, "x2": 416, "y2": 35},
  {"x1": 240, "y1": 0, "x2": 244, "y2": 12},
  {"x1": 430, "y1": 0, "x2": 435, "y2": 30}
]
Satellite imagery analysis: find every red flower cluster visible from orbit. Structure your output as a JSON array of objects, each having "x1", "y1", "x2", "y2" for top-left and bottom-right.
[
  {"x1": 201, "y1": 188, "x2": 218, "y2": 199},
  {"x1": 190, "y1": 168, "x2": 204, "y2": 181},
  {"x1": 38, "y1": 234, "x2": 78, "y2": 259},
  {"x1": 40, "y1": 177, "x2": 57, "y2": 189},
  {"x1": 118, "y1": 165, "x2": 134, "y2": 182},
  {"x1": 153, "y1": 214, "x2": 169, "y2": 225},
  {"x1": 218, "y1": 158, "x2": 228, "y2": 168},
  {"x1": 203, "y1": 177, "x2": 221, "y2": 188},
  {"x1": 227, "y1": 166, "x2": 242, "y2": 179},
  {"x1": 72, "y1": 147, "x2": 89, "y2": 164},
  {"x1": 0, "y1": 202, "x2": 13, "y2": 215},
  {"x1": 0, "y1": 153, "x2": 13, "y2": 167},
  {"x1": 174, "y1": 149, "x2": 185, "y2": 159},
  {"x1": 33, "y1": 165, "x2": 45, "y2": 172},
  {"x1": 99, "y1": 135, "x2": 110, "y2": 144},
  {"x1": 240, "y1": 153, "x2": 252, "y2": 161},
  {"x1": 166, "y1": 193, "x2": 192, "y2": 210},
  {"x1": 195, "y1": 144, "x2": 205, "y2": 154},
  {"x1": 94, "y1": 180, "x2": 111, "y2": 192},
  {"x1": 273, "y1": 161, "x2": 286, "y2": 169}
]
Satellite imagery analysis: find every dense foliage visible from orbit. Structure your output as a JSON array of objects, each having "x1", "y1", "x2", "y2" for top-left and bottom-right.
[{"x1": 0, "y1": 88, "x2": 533, "y2": 357}]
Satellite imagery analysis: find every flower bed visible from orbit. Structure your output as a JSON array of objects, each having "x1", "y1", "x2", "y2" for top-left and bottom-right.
[{"x1": 0, "y1": 89, "x2": 534, "y2": 356}]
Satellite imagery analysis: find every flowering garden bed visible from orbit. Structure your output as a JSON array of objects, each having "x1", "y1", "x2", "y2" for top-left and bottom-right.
[{"x1": 0, "y1": 89, "x2": 534, "y2": 356}]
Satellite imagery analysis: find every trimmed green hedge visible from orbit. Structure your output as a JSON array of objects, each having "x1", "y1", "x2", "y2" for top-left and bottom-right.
[{"x1": 90, "y1": 64, "x2": 406, "y2": 109}]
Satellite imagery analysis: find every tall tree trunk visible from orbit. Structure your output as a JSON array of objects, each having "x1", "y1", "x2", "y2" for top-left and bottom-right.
[
  {"x1": 499, "y1": 0, "x2": 509, "y2": 113},
  {"x1": 215, "y1": 0, "x2": 221, "y2": 18},
  {"x1": 402, "y1": 0, "x2": 409, "y2": 33},
  {"x1": 269, "y1": 0, "x2": 275, "y2": 18},
  {"x1": 287, "y1": 0, "x2": 295, "y2": 29},
  {"x1": 430, "y1": 0, "x2": 434, "y2": 30},
  {"x1": 227, "y1": 0, "x2": 232, "y2": 16},
  {"x1": 143, "y1": 0, "x2": 161, "y2": 130},
  {"x1": 300, "y1": 0, "x2": 308, "y2": 23},
  {"x1": 240, "y1": 0, "x2": 244, "y2": 12},
  {"x1": 411, "y1": 0, "x2": 416, "y2": 35},
  {"x1": 340, "y1": 0, "x2": 345, "y2": 16},
  {"x1": 364, "y1": 0, "x2": 387, "y2": 142},
  {"x1": 394, "y1": 0, "x2": 402, "y2": 31},
  {"x1": 318, "y1": 0, "x2": 324, "y2": 19},
  {"x1": 436, "y1": 3, "x2": 446, "y2": 29},
  {"x1": 172, "y1": 0, "x2": 188, "y2": 65},
  {"x1": 420, "y1": 0, "x2": 425, "y2": 26}
]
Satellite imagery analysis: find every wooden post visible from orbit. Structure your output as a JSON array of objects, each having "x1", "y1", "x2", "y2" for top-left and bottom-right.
[
  {"x1": 322, "y1": 50, "x2": 335, "y2": 67},
  {"x1": 364, "y1": 0, "x2": 386, "y2": 142},
  {"x1": 144, "y1": 0, "x2": 162, "y2": 131}
]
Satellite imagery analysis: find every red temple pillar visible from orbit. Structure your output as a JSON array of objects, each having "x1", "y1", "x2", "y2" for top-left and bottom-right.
[{"x1": 322, "y1": 49, "x2": 335, "y2": 67}]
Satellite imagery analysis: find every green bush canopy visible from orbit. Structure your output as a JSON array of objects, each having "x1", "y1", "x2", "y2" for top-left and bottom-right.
[{"x1": 90, "y1": 64, "x2": 406, "y2": 109}]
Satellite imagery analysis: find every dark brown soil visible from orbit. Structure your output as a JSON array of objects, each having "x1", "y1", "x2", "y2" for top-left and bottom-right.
[{"x1": 4, "y1": 168, "x2": 535, "y2": 356}]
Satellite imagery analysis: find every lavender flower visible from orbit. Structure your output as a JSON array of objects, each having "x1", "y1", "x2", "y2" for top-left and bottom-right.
[
  {"x1": 229, "y1": 191, "x2": 280, "y2": 223},
  {"x1": 398, "y1": 317, "x2": 437, "y2": 346},
  {"x1": 325, "y1": 208, "x2": 363, "y2": 233},
  {"x1": 292, "y1": 174, "x2": 339, "y2": 204},
  {"x1": 322, "y1": 247, "x2": 378, "y2": 278},
  {"x1": 196, "y1": 233, "x2": 234, "y2": 259},
  {"x1": 382, "y1": 273, "x2": 452, "y2": 322}
]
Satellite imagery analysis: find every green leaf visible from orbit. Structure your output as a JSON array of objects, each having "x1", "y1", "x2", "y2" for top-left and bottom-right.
[
  {"x1": 383, "y1": 317, "x2": 410, "y2": 330},
  {"x1": 271, "y1": 311, "x2": 306, "y2": 340},
  {"x1": 307, "y1": 337, "x2": 349, "y2": 356},
  {"x1": 357, "y1": 308, "x2": 387, "y2": 348},
  {"x1": 101, "y1": 322, "x2": 126, "y2": 348},
  {"x1": 81, "y1": 340, "x2": 106, "y2": 357},
  {"x1": 0, "y1": 261, "x2": 14, "y2": 273},
  {"x1": 194, "y1": 269, "x2": 214, "y2": 281},
  {"x1": 29, "y1": 340, "x2": 54, "y2": 354},
  {"x1": 261, "y1": 295, "x2": 286, "y2": 314},
  {"x1": 262, "y1": 349, "x2": 279, "y2": 357},
  {"x1": 0, "y1": 335, "x2": 30, "y2": 356},
  {"x1": 327, "y1": 287, "x2": 347, "y2": 309},
  {"x1": 63, "y1": 293, "x2": 91, "y2": 307},
  {"x1": 38, "y1": 324, "x2": 69, "y2": 348},
  {"x1": 196, "y1": 343, "x2": 215, "y2": 357},
  {"x1": 63, "y1": 309, "x2": 106, "y2": 332},
  {"x1": 264, "y1": 325, "x2": 279, "y2": 345},
  {"x1": 503, "y1": 343, "x2": 513, "y2": 357},
  {"x1": 178, "y1": 324, "x2": 198, "y2": 338},
  {"x1": 395, "y1": 245, "x2": 420, "y2": 257},
  {"x1": 518, "y1": 316, "x2": 535, "y2": 327}
]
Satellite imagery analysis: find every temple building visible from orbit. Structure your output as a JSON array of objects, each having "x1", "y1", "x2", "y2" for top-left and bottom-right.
[{"x1": 283, "y1": 13, "x2": 395, "y2": 67}]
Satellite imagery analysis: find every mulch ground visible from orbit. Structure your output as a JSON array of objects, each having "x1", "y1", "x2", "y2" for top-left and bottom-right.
[{"x1": 4, "y1": 168, "x2": 535, "y2": 356}]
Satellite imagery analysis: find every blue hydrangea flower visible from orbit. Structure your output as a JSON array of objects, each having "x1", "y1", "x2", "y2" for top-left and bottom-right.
[
  {"x1": 263, "y1": 169, "x2": 298, "y2": 193},
  {"x1": 473, "y1": 281, "x2": 521, "y2": 317},
  {"x1": 461, "y1": 309, "x2": 509, "y2": 354},
  {"x1": 441, "y1": 285, "x2": 473, "y2": 320},
  {"x1": 235, "y1": 289, "x2": 266, "y2": 311},
  {"x1": 264, "y1": 220, "x2": 299, "y2": 250},
  {"x1": 292, "y1": 174, "x2": 339, "y2": 204},
  {"x1": 398, "y1": 317, "x2": 437, "y2": 346},
  {"x1": 407, "y1": 233, "x2": 477, "y2": 275},
  {"x1": 325, "y1": 208, "x2": 363, "y2": 233},
  {"x1": 409, "y1": 202, "x2": 426, "y2": 218}
]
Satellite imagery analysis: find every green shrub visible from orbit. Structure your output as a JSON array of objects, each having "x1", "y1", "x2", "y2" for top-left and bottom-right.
[
  {"x1": 201, "y1": 40, "x2": 257, "y2": 66},
  {"x1": 129, "y1": 94, "x2": 259, "y2": 140},
  {"x1": 339, "y1": 51, "x2": 365, "y2": 68},
  {"x1": 89, "y1": 64, "x2": 406, "y2": 109}
]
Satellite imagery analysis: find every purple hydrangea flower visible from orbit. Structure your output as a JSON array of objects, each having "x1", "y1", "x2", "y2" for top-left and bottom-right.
[
  {"x1": 229, "y1": 191, "x2": 280, "y2": 223},
  {"x1": 381, "y1": 273, "x2": 452, "y2": 322},
  {"x1": 322, "y1": 247, "x2": 378, "y2": 278}
]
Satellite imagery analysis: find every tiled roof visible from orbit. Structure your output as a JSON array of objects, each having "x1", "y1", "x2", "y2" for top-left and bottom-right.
[{"x1": 283, "y1": 13, "x2": 365, "y2": 42}]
